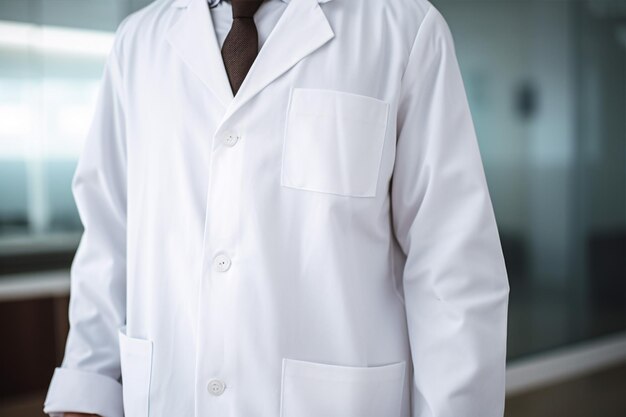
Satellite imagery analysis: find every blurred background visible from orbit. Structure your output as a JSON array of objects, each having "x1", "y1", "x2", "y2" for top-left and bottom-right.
[{"x1": 0, "y1": 0, "x2": 624, "y2": 416}]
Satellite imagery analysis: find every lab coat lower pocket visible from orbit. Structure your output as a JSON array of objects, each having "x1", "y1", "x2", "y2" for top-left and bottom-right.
[
  {"x1": 119, "y1": 326, "x2": 153, "y2": 417},
  {"x1": 280, "y1": 358, "x2": 406, "y2": 417},
  {"x1": 281, "y1": 88, "x2": 390, "y2": 197}
]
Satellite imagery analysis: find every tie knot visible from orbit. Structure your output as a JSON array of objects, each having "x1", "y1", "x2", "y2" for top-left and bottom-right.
[{"x1": 231, "y1": 0, "x2": 263, "y2": 18}]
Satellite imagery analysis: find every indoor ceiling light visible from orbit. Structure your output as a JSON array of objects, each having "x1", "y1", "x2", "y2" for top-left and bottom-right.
[{"x1": 0, "y1": 20, "x2": 114, "y2": 57}]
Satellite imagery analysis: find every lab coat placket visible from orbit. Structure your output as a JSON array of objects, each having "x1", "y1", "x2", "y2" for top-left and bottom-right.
[
  {"x1": 194, "y1": 125, "x2": 244, "y2": 414},
  {"x1": 166, "y1": 0, "x2": 241, "y2": 412}
]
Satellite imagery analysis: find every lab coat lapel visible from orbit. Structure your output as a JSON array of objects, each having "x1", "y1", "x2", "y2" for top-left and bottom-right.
[
  {"x1": 223, "y1": 0, "x2": 335, "y2": 122},
  {"x1": 166, "y1": 0, "x2": 335, "y2": 120},
  {"x1": 166, "y1": 0, "x2": 235, "y2": 109}
]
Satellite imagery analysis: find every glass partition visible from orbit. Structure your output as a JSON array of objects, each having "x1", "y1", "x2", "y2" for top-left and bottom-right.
[
  {"x1": 0, "y1": 0, "x2": 152, "y2": 273},
  {"x1": 432, "y1": 0, "x2": 626, "y2": 358}
]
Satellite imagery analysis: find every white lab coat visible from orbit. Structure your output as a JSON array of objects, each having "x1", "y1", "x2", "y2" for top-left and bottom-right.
[{"x1": 43, "y1": 0, "x2": 510, "y2": 416}]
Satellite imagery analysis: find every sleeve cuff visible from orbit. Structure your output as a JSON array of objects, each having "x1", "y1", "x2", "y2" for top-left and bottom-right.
[{"x1": 43, "y1": 367, "x2": 123, "y2": 417}]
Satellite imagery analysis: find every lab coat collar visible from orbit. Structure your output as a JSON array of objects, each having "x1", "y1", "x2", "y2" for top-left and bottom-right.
[
  {"x1": 166, "y1": 0, "x2": 335, "y2": 123},
  {"x1": 208, "y1": 0, "x2": 291, "y2": 8},
  {"x1": 172, "y1": 0, "x2": 335, "y2": 7}
]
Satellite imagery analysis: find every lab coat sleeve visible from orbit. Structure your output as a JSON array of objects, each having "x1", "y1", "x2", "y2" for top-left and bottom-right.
[
  {"x1": 43, "y1": 18, "x2": 130, "y2": 417},
  {"x1": 391, "y1": 5, "x2": 510, "y2": 417}
]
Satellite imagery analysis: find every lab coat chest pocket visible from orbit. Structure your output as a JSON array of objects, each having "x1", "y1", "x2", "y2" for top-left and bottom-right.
[
  {"x1": 280, "y1": 358, "x2": 406, "y2": 417},
  {"x1": 119, "y1": 326, "x2": 153, "y2": 417},
  {"x1": 281, "y1": 88, "x2": 390, "y2": 197}
]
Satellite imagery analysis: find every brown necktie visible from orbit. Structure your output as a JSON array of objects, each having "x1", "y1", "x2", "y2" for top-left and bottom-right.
[{"x1": 221, "y1": 0, "x2": 264, "y2": 95}]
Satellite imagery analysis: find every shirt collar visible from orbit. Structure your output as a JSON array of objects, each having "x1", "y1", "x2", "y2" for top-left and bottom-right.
[{"x1": 208, "y1": 0, "x2": 289, "y2": 8}]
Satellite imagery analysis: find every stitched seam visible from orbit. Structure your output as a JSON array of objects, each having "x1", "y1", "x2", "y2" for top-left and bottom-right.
[
  {"x1": 280, "y1": 87, "x2": 296, "y2": 188},
  {"x1": 280, "y1": 359, "x2": 287, "y2": 417},
  {"x1": 399, "y1": 3, "x2": 434, "y2": 86}
]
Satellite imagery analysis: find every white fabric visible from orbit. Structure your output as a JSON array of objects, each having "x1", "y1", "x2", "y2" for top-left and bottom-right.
[{"x1": 43, "y1": 0, "x2": 510, "y2": 416}]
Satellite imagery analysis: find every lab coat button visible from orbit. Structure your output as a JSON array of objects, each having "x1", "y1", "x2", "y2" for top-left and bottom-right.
[
  {"x1": 214, "y1": 254, "x2": 231, "y2": 272},
  {"x1": 207, "y1": 379, "x2": 226, "y2": 396},
  {"x1": 223, "y1": 131, "x2": 240, "y2": 146}
]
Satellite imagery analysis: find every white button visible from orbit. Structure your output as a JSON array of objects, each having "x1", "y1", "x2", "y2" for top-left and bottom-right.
[
  {"x1": 222, "y1": 131, "x2": 240, "y2": 146},
  {"x1": 207, "y1": 379, "x2": 226, "y2": 396},
  {"x1": 213, "y1": 254, "x2": 231, "y2": 272}
]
